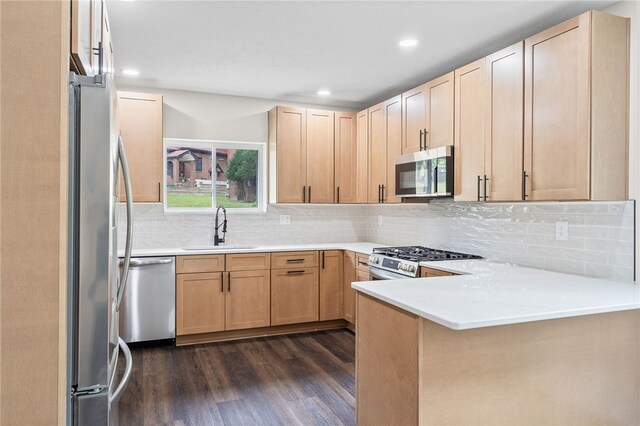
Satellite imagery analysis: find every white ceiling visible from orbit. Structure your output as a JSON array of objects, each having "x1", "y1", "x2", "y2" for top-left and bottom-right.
[{"x1": 107, "y1": 0, "x2": 616, "y2": 109}]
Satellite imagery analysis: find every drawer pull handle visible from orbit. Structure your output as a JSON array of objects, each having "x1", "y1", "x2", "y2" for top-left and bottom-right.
[
  {"x1": 286, "y1": 258, "x2": 305, "y2": 263},
  {"x1": 358, "y1": 261, "x2": 367, "y2": 266},
  {"x1": 286, "y1": 270, "x2": 305, "y2": 275}
]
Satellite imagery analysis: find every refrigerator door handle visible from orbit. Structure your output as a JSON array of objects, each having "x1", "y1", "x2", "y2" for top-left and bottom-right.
[
  {"x1": 109, "y1": 337, "x2": 132, "y2": 407},
  {"x1": 117, "y1": 135, "x2": 134, "y2": 311}
]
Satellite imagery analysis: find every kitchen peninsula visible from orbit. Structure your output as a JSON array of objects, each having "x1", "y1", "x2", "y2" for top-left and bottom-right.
[{"x1": 354, "y1": 260, "x2": 640, "y2": 425}]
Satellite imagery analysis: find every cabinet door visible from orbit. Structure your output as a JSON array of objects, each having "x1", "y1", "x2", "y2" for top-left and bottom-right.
[
  {"x1": 485, "y1": 42, "x2": 524, "y2": 202},
  {"x1": 271, "y1": 267, "x2": 319, "y2": 326},
  {"x1": 356, "y1": 110, "x2": 369, "y2": 203},
  {"x1": 454, "y1": 59, "x2": 486, "y2": 202},
  {"x1": 401, "y1": 84, "x2": 427, "y2": 154},
  {"x1": 425, "y1": 72, "x2": 455, "y2": 149},
  {"x1": 368, "y1": 102, "x2": 387, "y2": 203},
  {"x1": 117, "y1": 92, "x2": 163, "y2": 202},
  {"x1": 276, "y1": 107, "x2": 307, "y2": 203},
  {"x1": 335, "y1": 112, "x2": 357, "y2": 203},
  {"x1": 343, "y1": 251, "x2": 356, "y2": 324},
  {"x1": 306, "y1": 110, "x2": 335, "y2": 203},
  {"x1": 176, "y1": 272, "x2": 224, "y2": 335},
  {"x1": 225, "y1": 270, "x2": 270, "y2": 331},
  {"x1": 101, "y1": 1, "x2": 114, "y2": 75},
  {"x1": 320, "y1": 251, "x2": 343, "y2": 321},
  {"x1": 385, "y1": 96, "x2": 402, "y2": 203},
  {"x1": 524, "y1": 14, "x2": 590, "y2": 201},
  {"x1": 71, "y1": 0, "x2": 101, "y2": 76}
]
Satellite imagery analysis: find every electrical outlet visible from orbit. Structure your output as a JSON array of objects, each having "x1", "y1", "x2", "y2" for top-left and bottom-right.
[
  {"x1": 556, "y1": 221, "x2": 568, "y2": 241},
  {"x1": 378, "y1": 215, "x2": 383, "y2": 227},
  {"x1": 280, "y1": 215, "x2": 291, "y2": 225}
]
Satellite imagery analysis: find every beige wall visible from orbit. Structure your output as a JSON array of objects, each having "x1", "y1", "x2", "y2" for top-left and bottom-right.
[
  {"x1": 603, "y1": 1, "x2": 640, "y2": 279},
  {"x1": 116, "y1": 84, "x2": 355, "y2": 142},
  {"x1": 0, "y1": 1, "x2": 69, "y2": 424}
]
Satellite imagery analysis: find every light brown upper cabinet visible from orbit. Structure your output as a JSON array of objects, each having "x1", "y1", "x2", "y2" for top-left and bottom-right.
[
  {"x1": 269, "y1": 106, "x2": 306, "y2": 203},
  {"x1": 334, "y1": 112, "x2": 357, "y2": 203},
  {"x1": 117, "y1": 92, "x2": 163, "y2": 202},
  {"x1": 484, "y1": 42, "x2": 525, "y2": 202},
  {"x1": 268, "y1": 107, "x2": 338, "y2": 204},
  {"x1": 454, "y1": 58, "x2": 486, "y2": 201},
  {"x1": 402, "y1": 72, "x2": 455, "y2": 154},
  {"x1": 523, "y1": 11, "x2": 629, "y2": 201},
  {"x1": 368, "y1": 96, "x2": 402, "y2": 203},
  {"x1": 454, "y1": 43, "x2": 525, "y2": 202},
  {"x1": 306, "y1": 109, "x2": 335, "y2": 203},
  {"x1": 101, "y1": 1, "x2": 114, "y2": 75},
  {"x1": 401, "y1": 85, "x2": 427, "y2": 154},
  {"x1": 71, "y1": 0, "x2": 113, "y2": 76},
  {"x1": 356, "y1": 109, "x2": 370, "y2": 203}
]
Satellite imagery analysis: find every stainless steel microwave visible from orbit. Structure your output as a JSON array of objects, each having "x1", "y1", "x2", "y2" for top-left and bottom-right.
[{"x1": 395, "y1": 146, "x2": 453, "y2": 197}]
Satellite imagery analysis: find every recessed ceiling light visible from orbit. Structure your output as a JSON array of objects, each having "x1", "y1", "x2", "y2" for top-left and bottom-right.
[
  {"x1": 122, "y1": 69, "x2": 140, "y2": 76},
  {"x1": 399, "y1": 39, "x2": 418, "y2": 48},
  {"x1": 317, "y1": 89, "x2": 331, "y2": 96}
]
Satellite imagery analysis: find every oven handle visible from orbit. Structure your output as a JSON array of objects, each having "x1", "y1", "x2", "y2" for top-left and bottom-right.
[{"x1": 369, "y1": 267, "x2": 413, "y2": 280}]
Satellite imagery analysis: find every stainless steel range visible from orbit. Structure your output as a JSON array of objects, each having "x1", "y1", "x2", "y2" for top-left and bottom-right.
[{"x1": 368, "y1": 246, "x2": 482, "y2": 280}]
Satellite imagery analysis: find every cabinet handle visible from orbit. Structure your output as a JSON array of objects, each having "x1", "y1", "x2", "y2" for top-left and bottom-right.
[
  {"x1": 228, "y1": 272, "x2": 231, "y2": 292},
  {"x1": 308, "y1": 186, "x2": 311, "y2": 203},
  {"x1": 158, "y1": 182, "x2": 161, "y2": 200},
  {"x1": 336, "y1": 187, "x2": 340, "y2": 204},
  {"x1": 381, "y1": 185, "x2": 385, "y2": 203},
  {"x1": 303, "y1": 186, "x2": 306, "y2": 203},
  {"x1": 220, "y1": 274, "x2": 224, "y2": 293},
  {"x1": 477, "y1": 175, "x2": 481, "y2": 202},
  {"x1": 522, "y1": 171, "x2": 529, "y2": 199},
  {"x1": 423, "y1": 129, "x2": 429, "y2": 150},
  {"x1": 286, "y1": 270, "x2": 305, "y2": 275},
  {"x1": 483, "y1": 175, "x2": 489, "y2": 202},
  {"x1": 322, "y1": 251, "x2": 325, "y2": 269},
  {"x1": 419, "y1": 129, "x2": 424, "y2": 151},
  {"x1": 358, "y1": 261, "x2": 367, "y2": 266},
  {"x1": 286, "y1": 258, "x2": 305, "y2": 263}
]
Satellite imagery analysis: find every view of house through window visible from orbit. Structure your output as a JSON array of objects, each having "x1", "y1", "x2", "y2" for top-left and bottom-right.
[{"x1": 164, "y1": 139, "x2": 265, "y2": 212}]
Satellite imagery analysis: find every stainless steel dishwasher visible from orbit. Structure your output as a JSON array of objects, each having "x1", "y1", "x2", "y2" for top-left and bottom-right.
[{"x1": 119, "y1": 256, "x2": 175, "y2": 345}]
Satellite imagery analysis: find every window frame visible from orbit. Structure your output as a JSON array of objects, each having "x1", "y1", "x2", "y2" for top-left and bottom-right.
[{"x1": 163, "y1": 138, "x2": 267, "y2": 214}]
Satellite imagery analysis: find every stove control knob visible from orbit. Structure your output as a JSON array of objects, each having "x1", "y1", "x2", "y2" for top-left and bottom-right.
[
  {"x1": 370, "y1": 256, "x2": 379, "y2": 264},
  {"x1": 399, "y1": 264, "x2": 405, "y2": 271},
  {"x1": 409, "y1": 265, "x2": 416, "y2": 273}
]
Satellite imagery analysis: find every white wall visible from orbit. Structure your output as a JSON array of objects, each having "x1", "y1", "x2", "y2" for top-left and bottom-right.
[
  {"x1": 116, "y1": 84, "x2": 355, "y2": 142},
  {"x1": 603, "y1": 1, "x2": 640, "y2": 278}
]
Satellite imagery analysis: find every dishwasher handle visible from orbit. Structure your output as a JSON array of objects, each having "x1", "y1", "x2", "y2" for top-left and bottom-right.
[{"x1": 119, "y1": 257, "x2": 174, "y2": 267}]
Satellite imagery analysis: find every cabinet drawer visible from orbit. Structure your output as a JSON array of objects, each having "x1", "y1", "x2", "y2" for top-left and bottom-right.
[
  {"x1": 176, "y1": 255, "x2": 225, "y2": 274},
  {"x1": 355, "y1": 268, "x2": 370, "y2": 281},
  {"x1": 420, "y1": 267, "x2": 455, "y2": 278},
  {"x1": 355, "y1": 253, "x2": 370, "y2": 272},
  {"x1": 225, "y1": 253, "x2": 271, "y2": 271},
  {"x1": 271, "y1": 251, "x2": 318, "y2": 269}
]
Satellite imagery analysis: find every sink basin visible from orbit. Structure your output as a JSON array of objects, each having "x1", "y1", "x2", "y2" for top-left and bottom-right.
[{"x1": 182, "y1": 245, "x2": 257, "y2": 251}]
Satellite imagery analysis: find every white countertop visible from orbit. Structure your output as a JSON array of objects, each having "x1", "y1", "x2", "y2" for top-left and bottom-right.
[
  {"x1": 352, "y1": 259, "x2": 640, "y2": 330},
  {"x1": 122, "y1": 242, "x2": 380, "y2": 257}
]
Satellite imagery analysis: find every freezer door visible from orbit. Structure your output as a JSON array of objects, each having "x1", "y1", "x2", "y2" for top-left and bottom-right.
[{"x1": 75, "y1": 391, "x2": 109, "y2": 425}]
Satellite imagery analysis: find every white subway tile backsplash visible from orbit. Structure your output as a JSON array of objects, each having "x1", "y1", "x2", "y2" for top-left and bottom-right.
[{"x1": 120, "y1": 200, "x2": 635, "y2": 280}]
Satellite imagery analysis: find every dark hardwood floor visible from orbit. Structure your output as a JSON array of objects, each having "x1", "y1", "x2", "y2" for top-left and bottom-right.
[{"x1": 117, "y1": 329, "x2": 356, "y2": 426}]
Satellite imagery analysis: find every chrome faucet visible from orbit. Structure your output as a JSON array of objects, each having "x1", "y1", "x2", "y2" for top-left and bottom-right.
[{"x1": 213, "y1": 206, "x2": 227, "y2": 246}]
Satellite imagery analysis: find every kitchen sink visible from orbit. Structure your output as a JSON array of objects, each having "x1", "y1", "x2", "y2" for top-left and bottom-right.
[{"x1": 182, "y1": 245, "x2": 257, "y2": 251}]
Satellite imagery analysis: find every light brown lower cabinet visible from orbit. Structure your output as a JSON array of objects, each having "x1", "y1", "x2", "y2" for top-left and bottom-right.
[
  {"x1": 319, "y1": 250, "x2": 343, "y2": 321},
  {"x1": 357, "y1": 293, "x2": 640, "y2": 425},
  {"x1": 177, "y1": 253, "x2": 270, "y2": 336},
  {"x1": 344, "y1": 252, "x2": 370, "y2": 324},
  {"x1": 225, "y1": 270, "x2": 271, "y2": 331},
  {"x1": 420, "y1": 267, "x2": 455, "y2": 278},
  {"x1": 176, "y1": 272, "x2": 225, "y2": 335},
  {"x1": 271, "y1": 267, "x2": 319, "y2": 326}
]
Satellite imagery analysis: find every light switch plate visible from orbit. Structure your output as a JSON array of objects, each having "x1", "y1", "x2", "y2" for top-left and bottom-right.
[
  {"x1": 556, "y1": 221, "x2": 568, "y2": 241},
  {"x1": 280, "y1": 215, "x2": 291, "y2": 225}
]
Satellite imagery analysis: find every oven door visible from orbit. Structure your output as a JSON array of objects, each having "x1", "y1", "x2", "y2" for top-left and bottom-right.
[{"x1": 369, "y1": 267, "x2": 414, "y2": 280}]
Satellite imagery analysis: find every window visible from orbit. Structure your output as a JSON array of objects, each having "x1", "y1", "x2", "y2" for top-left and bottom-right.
[{"x1": 164, "y1": 138, "x2": 266, "y2": 213}]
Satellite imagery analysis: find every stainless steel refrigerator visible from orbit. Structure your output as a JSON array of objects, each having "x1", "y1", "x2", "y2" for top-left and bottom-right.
[{"x1": 67, "y1": 72, "x2": 134, "y2": 425}]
